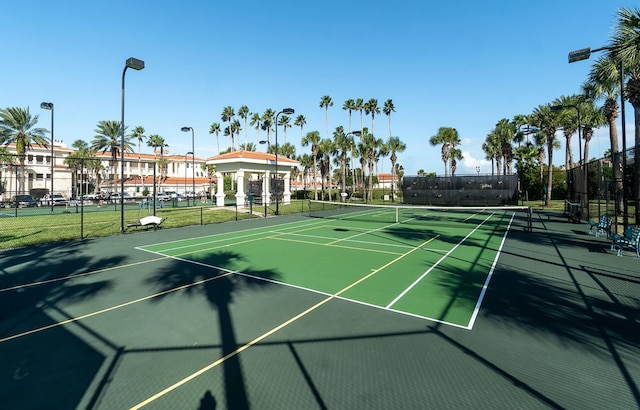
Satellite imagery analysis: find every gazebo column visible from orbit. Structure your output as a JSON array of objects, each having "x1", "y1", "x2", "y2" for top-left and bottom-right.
[
  {"x1": 215, "y1": 171, "x2": 225, "y2": 207},
  {"x1": 263, "y1": 171, "x2": 271, "y2": 205},
  {"x1": 283, "y1": 171, "x2": 292, "y2": 204},
  {"x1": 235, "y1": 170, "x2": 246, "y2": 208}
]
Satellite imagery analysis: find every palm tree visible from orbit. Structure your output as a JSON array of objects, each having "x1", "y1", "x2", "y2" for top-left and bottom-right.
[
  {"x1": 319, "y1": 95, "x2": 333, "y2": 139},
  {"x1": 209, "y1": 122, "x2": 221, "y2": 155},
  {"x1": 357, "y1": 139, "x2": 368, "y2": 198},
  {"x1": 530, "y1": 104, "x2": 562, "y2": 206},
  {"x1": 262, "y1": 108, "x2": 275, "y2": 144},
  {"x1": 364, "y1": 99, "x2": 380, "y2": 137},
  {"x1": 332, "y1": 126, "x2": 352, "y2": 201},
  {"x1": 238, "y1": 142, "x2": 257, "y2": 151},
  {"x1": 318, "y1": 138, "x2": 334, "y2": 200},
  {"x1": 301, "y1": 130, "x2": 321, "y2": 200},
  {"x1": 0, "y1": 107, "x2": 48, "y2": 194},
  {"x1": 238, "y1": 105, "x2": 250, "y2": 146},
  {"x1": 91, "y1": 120, "x2": 132, "y2": 186},
  {"x1": 449, "y1": 148, "x2": 463, "y2": 177},
  {"x1": 355, "y1": 98, "x2": 365, "y2": 136},
  {"x1": 585, "y1": 55, "x2": 623, "y2": 212},
  {"x1": 610, "y1": 6, "x2": 640, "y2": 222},
  {"x1": 225, "y1": 119, "x2": 241, "y2": 151},
  {"x1": 294, "y1": 115, "x2": 306, "y2": 142},
  {"x1": 299, "y1": 153, "x2": 314, "y2": 192},
  {"x1": 130, "y1": 125, "x2": 146, "y2": 185},
  {"x1": 580, "y1": 100, "x2": 607, "y2": 166},
  {"x1": 221, "y1": 106, "x2": 235, "y2": 151},
  {"x1": 361, "y1": 129, "x2": 382, "y2": 202},
  {"x1": 387, "y1": 136, "x2": 406, "y2": 201},
  {"x1": 278, "y1": 115, "x2": 292, "y2": 144},
  {"x1": 277, "y1": 142, "x2": 297, "y2": 159},
  {"x1": 64, "y1": 139, "x2": 100, "y2": 197},
  {"x1": 383, "y1": 99, "x2": 395, "y2": 137},
  {"x1": 250, "y1": 112, "x2": 262, "y2": 147},
  {"x1": 552, "y1": 95, "x2": 583, "y2": 170},
  {"x1": 147, "y1": 134, "x2": 168, "y2": 190},
  {"x1": 131, "y1": 126, "x2": 146, "y2": 155},
  {"x1": 342, "y1": 99, "x2": 356, "y2": 132},
  {"x1": 429, "y1": 127, "x2": 459, "y2": 177},
  {"x1": 492, "y1": 119, "x2": 516, "y2": 175},
  {"x1": 482, "y1": 134, "x2": 500, "y2": 176}
]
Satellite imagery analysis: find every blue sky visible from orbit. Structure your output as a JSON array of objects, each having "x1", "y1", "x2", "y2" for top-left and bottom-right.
[{"x1": 1, "y1": 1, "x2": 633, "y2": 175}]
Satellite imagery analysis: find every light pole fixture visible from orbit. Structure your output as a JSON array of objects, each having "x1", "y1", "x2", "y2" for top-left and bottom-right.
[
  {"x1": 121, "y1": 57, "x2": 145, "y2": 234},
  {"x1": 40, "y1": 102, "x2": 54, "y2": 214},
  {"x1": 274, "y1": 108, "x2": 294, "y2": 215},
  {"x1": 568, "y1": 45, "x2": 628, "y2": 229},
  {"x1": 181, "y1": 127, "x2": 195, "y2": 206}
]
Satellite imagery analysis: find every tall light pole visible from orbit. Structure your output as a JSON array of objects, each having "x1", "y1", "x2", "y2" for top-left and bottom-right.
[
  {"x1": 121, "y1": 57, "x2": 145, "y2": 234},
  {"x1": 274, "y1": 108, "x2": 294, "y2": 215},
  {"x1": 476, "y1": 166, "x2": 480, "y2": 176},
  {"x1": 568, "y1": 46, "x2": 628, "y2": 229},
  {"x1": 181, "y1": 126, "x2": 195, "y2": 206},
  {"x1": 40, "y1": 102, "x2": 54, "y2": 214},
  {"x1": 185, "y1": 152, "x2": 193, "y2": 204}
]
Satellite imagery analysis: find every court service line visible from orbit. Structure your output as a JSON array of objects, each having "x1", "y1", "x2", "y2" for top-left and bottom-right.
[
  {"x1": 270, "y1": 236, "x2": 405, "y2": 256},
  {"x1": 0, "y1": 265, "x2": 236, "y2": 344},
  {"x1": 139, "y1": 217, "x2": 330, "y2": 250},
  {"x1": 129, "y1": 234, "x2": 436, "y2": 410},
  {"x1": 270, "y1": 230, "x2": 433, "y2": 252},
  {"x1": 385, "y1": 212, "x2": 496, "y2": 309},
  {"x1": 0, "y1": 257, "x2": 169, "y2": 293},
  {"x1": 466, "y1": 212, "x2": 515, "y2": 329}
]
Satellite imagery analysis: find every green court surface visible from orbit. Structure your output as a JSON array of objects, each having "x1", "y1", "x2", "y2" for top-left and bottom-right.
[{"x1": 139, "y1": 209, "x2": 514, "y2": 328}]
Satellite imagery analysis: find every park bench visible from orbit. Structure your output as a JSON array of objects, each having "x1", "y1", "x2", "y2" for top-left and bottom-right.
[
  {"x1": 611, "y1": 226, "x2": 640, "y2": 257},
  {"x1": 126, "y1": 215, "x2": 164, "y2": 231},
  {"x1": 587, "y1": 215, "x2": 612, "y2": 238}
]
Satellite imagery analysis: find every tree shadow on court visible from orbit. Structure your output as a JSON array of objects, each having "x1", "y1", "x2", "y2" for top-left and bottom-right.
[
  {"x1": 145, "y1": 250, "x2": 280, "y2": 410},
  {"x1": 0, "y1": 240, "x2": 122, "y2": 409},
  {"x1": 429, "y1": 225, "x2": 640, "y2": 407}
]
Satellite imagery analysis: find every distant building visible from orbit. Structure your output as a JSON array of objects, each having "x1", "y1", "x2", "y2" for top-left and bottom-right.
[{"x1": 0, "y1": 141, "x2": 213, "y2": 199}]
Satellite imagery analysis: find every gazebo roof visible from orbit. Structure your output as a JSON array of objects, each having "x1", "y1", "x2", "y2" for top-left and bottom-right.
[
  {"x1": 207, "y1": 150, "x2": 299, "y2": 166},
  {"x1": 206, "y1": 150, "x2": 300, "y2": 177}
]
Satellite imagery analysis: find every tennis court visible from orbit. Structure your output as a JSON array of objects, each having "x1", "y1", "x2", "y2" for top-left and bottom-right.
[
  {"x1": 2, "y1": 204, "x2": 638, "y2": 409},
  {"x1": 139, "y1": 202, "x2": 527, "y2": 329}
]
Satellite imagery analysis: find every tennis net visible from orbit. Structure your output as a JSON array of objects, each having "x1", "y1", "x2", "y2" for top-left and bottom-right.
[{"x1": 307, "y1": 200, "x2": 532, "y2": 231}]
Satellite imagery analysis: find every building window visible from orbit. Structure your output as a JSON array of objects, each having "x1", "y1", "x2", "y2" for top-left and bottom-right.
[
  {"x1": 36, "y1": 155, "x2": 44, "y2": 164},
  {"x1": 36, "y1": 174, "x2": 44, "y2": 181}
]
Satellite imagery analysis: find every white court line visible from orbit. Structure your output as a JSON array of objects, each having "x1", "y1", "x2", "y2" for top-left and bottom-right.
[
  {"x1": 385, "y1": 212, "x2": 496, "y2": 310},
  {"x1": 466, "y1": 212, "x2": 515, "y2": 329},
  {"x1": 270, "y1": 230, "x2": 442, "y2": 252}
]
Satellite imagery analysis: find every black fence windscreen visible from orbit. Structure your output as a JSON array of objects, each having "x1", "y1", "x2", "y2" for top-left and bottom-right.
[{"x1": 401, "y1": 175, "x2": 519, "y2": 206}]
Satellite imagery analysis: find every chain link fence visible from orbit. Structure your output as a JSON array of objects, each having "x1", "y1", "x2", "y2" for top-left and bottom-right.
[
  {"x1": 0, "y1": 155, "x2": 262, "y2": 249},
  {"x1": 566, "y1": 147, "x2": 636, "y2": 233}
]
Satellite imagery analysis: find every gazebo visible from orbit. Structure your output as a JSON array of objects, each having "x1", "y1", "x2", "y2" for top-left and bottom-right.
[{"x1": 206, "y1": 150, "x2": 300, "y2": 208}]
